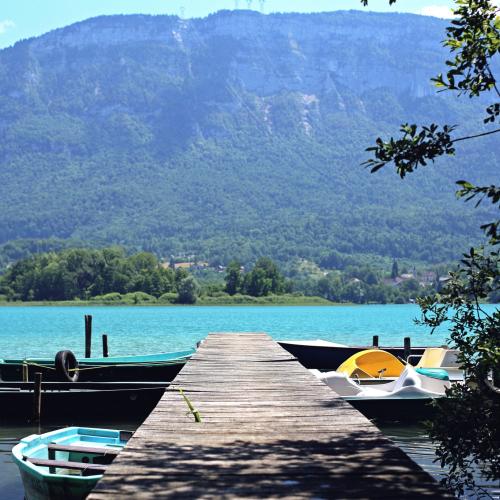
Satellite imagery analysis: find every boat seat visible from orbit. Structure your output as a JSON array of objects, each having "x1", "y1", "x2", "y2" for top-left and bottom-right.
[
  {"x1": 337, "y1": 349, "x2": 404, "y2": 378},
  {"x1": 25, "y1": 457, "x2": 108, "y2": 476},
  {"x1": 48, "y1": 443, "x2": 120, "y2": 457},
  {"x1": 415, "y1": 368, "x2": 450, "y2": 381},
  {"x1": 414, "y1": 348, "x2": 460, "y2": 369}
]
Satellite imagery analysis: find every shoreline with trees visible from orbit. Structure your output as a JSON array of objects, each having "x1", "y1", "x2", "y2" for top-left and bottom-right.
[
  {"x1": 0, "y1": 247, "x2": 468, "y2": 306},
  {"x1": 1, "y1": 247, "x2": 497, "y2": 307}
]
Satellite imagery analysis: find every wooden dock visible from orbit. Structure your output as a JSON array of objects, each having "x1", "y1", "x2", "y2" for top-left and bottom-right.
[{"x1": 89, "y1": 333, "x2": 451, "y2": 499}]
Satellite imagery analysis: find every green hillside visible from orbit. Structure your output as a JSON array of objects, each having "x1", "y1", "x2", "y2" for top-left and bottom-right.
[{"x1": 0, "y1": 10, "x2": 497, "y2": 268}]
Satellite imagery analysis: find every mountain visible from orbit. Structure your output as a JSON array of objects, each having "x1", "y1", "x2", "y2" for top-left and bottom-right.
[{"x1": 0, "y1": 10, "x2": 497, "y2": 267}]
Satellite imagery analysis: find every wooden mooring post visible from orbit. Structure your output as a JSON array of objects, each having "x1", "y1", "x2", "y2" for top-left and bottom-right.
[
  {"x1": 85, "y1": 315, "x2": 92, "y2": 358},
  {"x1": 404, "y1": 336, "x2": 412, "y2": 361},
  {"x1": 102, "y1": 334, "x2": 109, "y2": 358},
  {"x1": 32, "y1": 372, "x2": 42, "y2": 423},
  {"x1": 89, "y1": 333, "x2": 451, "y2": 499},
  {"x1": 372, "y1": 334, "x2": 379, "y2": 347}
]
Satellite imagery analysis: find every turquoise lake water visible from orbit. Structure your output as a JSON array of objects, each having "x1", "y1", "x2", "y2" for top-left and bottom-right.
[
  {"x1": 3, "y1": 303, "x2": 498, "y2": 359},
  {"x1": 0, "y1": 304, "x2": 498, "y2": 499}
]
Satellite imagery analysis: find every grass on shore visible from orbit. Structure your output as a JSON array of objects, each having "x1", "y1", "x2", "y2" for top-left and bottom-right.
[
  {"x1": 197, "y1": 294, "x2": 333, "y2": 306},
  {"x1": 0, "y1": 293, "x2": 334, "y2": 307}
]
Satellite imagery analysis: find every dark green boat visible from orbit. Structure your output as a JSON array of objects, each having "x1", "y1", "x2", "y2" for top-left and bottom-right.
[
  {"x1": 0, "y1": 381, "x2": 167, "y2": 423},
  {"x1": 0, "y1": 349, "x2": 195, "y2": 382}
]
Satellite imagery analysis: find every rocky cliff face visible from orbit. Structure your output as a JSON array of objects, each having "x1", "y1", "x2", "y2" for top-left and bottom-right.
[
  {"x1": 10, "y1": 10, "x2": 446, "y2": 119},
  {"x1": 0, "y1": 11, "x2": 493, "y2": 263}
]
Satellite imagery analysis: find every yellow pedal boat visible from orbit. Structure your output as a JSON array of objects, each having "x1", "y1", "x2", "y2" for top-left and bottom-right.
[{"x1": 337, "y1": 349, "x2": 404, "y2": 378}]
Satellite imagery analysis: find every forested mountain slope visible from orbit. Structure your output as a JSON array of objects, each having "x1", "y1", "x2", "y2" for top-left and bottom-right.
[{"x1": 0, "y1": 10, "x2": 497, "y2": 266}]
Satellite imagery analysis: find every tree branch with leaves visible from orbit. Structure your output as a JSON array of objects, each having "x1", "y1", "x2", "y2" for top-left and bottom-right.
[{"x1": 360, "y1": 0, "x2": 499, "y2": 495}]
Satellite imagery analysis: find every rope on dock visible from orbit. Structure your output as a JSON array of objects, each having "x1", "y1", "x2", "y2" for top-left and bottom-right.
[
  {"x1": 178, "y1": 387, "x2": 202, "y2": 422},
  {"x1": 22, "y1": 359, "x2": 189, "y2": 372}
]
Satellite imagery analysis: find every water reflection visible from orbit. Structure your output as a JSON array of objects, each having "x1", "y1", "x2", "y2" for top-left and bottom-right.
[
  {"x1": 0, "y1": 425, "x2": 53, "y2": 500},
  {"x1": 380, "y1": 423, "x2": 500, "y2": 500}
]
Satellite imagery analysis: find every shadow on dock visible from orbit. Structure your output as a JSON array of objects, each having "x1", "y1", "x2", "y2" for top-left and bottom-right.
[
  {"x1": 94, "y1": 430, "x2": 449, "y2": 498},
  {"x1": 90, "y1": 333, "x2": 452, "y2": 499}
]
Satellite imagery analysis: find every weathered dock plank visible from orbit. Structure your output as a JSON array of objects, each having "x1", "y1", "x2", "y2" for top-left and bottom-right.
[{"x1": 89, "y1": 333, "x2": 452, "y2": 499}]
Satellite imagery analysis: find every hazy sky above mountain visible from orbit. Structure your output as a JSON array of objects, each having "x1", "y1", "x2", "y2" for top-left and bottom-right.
[{"x1": 0, "y1": 0, "x2": 456, "y2": 49}]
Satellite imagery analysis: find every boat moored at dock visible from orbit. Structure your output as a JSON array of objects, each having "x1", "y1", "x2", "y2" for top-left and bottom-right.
[
  {"x1": 311, "y1": 347, "x2": 460, "y2": 422},
  {"x1": 12, "y1": 426, "x2": 130, "y2": 500},
  {"x1": 0, "y1": 349, "x2": 195, "y2": 383},
  {"x1": 312, "y1": 364, "x2": 451, "y2": 422},
  {"x1": 0, "y1": 381, "x2": 167, "y2": 423},
  {"x1": 278, "y1": 339, "x2": 427, "y2": 370}
]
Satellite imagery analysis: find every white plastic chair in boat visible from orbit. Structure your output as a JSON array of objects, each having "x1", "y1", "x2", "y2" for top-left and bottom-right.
[{"x1": 408, "y1": 347, "x2": 462, "y2": 381}]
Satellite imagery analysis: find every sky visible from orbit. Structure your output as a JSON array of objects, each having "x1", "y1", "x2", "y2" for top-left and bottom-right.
[{"x1": 0, "y1": 0, "x2": 458, "y2": 49}]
